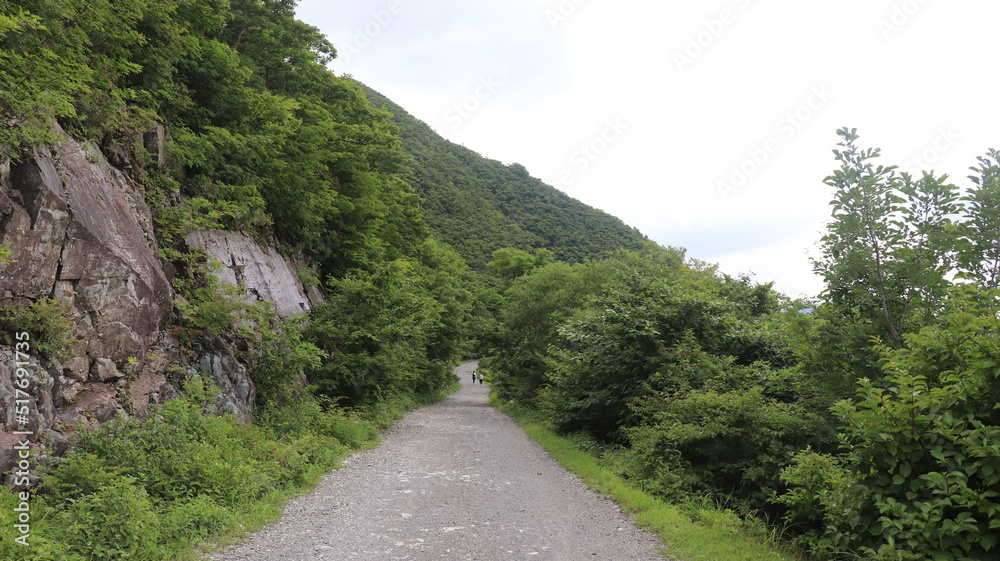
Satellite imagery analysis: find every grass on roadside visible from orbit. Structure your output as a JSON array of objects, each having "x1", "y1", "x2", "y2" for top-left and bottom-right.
[
  {"x1": 0, "y1": 376, "x2": 461, "y2": 561},
  {"x1": 491, "y1": 395, "x2": 805, "y2": 561}
]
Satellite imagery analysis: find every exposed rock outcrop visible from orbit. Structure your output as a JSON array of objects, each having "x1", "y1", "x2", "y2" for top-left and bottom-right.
[
  {"x1": 1, "y1": 125, "x2": 173, "y2": 366},
  {"x1": 185, "y1": 229, "x2": 319, "y2": 317},
  {"x1": 0, "y1": 126, "x2": 178, "y2": 475},
  {"x1": 0, "y1": 125, "x2": 322, "y2": 477}
]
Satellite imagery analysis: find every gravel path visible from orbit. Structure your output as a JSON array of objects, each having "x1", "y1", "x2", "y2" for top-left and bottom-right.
[{"x1": 207, "y1": 362, "x2": 667, "y2": 560}]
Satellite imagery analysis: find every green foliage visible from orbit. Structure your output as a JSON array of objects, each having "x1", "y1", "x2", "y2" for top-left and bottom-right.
[
  {"x1": 545, "y1": 258, "x2": 791, "y2": 441},
  {"x1": 21, "y1": 378, "x2": 380, "y2": 560},
  {"x1": 240, "y1": 311, "x2": 325, "y2": 409},
  {"x1": 360, "y1": 85, "x2": 649, "y2": 269},
  {"x1": 58, "y1": 477, "x2": 162, "y2": 561},
  {"x1": 170, "y1": 258, "x2": 247, "y2": 339},
  {"x1": 306, "y1": 241, "x2": 472, "y2": 407},
  {"x1": 778, "y1": 288, "x2": 1000, "y2": 560},
  {"x1": 169, "y1": 256, "x2": 325, "y2": 411},
  {"x1": 808, "y1": 130, "x2": 1000, "y2": 403},
  {"x1": 486, "y1": 260, "x2": 607, "y2": 404},
  {"x1": 487, "y1": 247, "x2": 550, "y2": 283},
  {"x1": 629, "y1": 385, "x2": 820, "y2": 510},
  {"x1": 486, "y1": 246, "x2": 684, "y2": 405},
  {"x1": 260, "y1": 401, "x2": 377, "y2": 450},
  {"x1": 816, "y1": 128, "x2": 960, "y2": 351},
  {"x1": 0, "y1": 0, "x2": 130, "y2": 158},
  {"x1": 3, "y1": 0, "x2": 424, "y2": 280},
  {"x1": 0, "y1": 299, "x2": 78, "y2": 361},
  {"x1": 959, "y1": 149, "x2": 1000, "y2": 288},
  {"x1": 771, "y1": 450, "x2": 856, "y2": 556}
]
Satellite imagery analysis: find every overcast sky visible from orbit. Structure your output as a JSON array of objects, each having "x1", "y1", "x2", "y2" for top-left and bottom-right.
[{"x1": 294, "y1": 0, "x2": 1000, "y2": 299}]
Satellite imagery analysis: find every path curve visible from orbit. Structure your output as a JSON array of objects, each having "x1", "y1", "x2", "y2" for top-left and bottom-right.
[{"x1": 208, "y1": 362, "x2": 666, "y2": 560}]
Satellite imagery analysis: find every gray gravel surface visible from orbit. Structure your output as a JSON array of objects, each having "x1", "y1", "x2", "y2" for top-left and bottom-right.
[{"x1": 207, "y1": 362, "x2": 667, "y2": 560}]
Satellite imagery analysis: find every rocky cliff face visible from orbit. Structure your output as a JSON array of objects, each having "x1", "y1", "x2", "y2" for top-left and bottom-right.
[
  {"x1": 0, "y1": 126, "x2": 316, "y2": 476},
  {"x1": 0, "y1": 126, "x2": 176, "y2": 470},
  {"x1": 185, "y1": 229, "x2": 320, "y2": 317},
  {"x1": 183, "y1": 228, "x2": 323, "y2": 419}
]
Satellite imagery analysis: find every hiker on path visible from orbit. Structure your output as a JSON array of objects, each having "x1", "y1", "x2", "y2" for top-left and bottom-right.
[{"x1": 472, "y1": 371, "x2": 477, "y2": 383}]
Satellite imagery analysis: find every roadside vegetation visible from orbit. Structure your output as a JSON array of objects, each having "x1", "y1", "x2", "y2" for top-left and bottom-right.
[
  {"x1": 0, "y1": 378, "x2": 458, "y2": 561},
  {"x1": 1, "y1": 1, "x2": 472, "y2": 559},
  {"x1": 483, "y1": 130, "x2": 1000, "y2": 561},
  {"x1": 494, "y1": 397, "x2": 804, "y2": 561}
]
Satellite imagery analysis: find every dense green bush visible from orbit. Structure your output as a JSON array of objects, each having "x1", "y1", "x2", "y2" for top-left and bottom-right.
[
  {"x1": 0, "y1": 299, "x2": 78, "y2": 361},
  {"x1": 58, "y1": 478, "x2": 162, "y2": 561},
  {"x1": 629, "y1": 384, "x2": 821, "y2": 511},
  {"x1": 0, "y1": 378, "x2": 379, "y2": 560},
  {"x1": 777, "y1": 290, "x2": 1000, "y2": 560},
  {"x1": 545, "y1": 265, "x2": 789, "y2": 441},
  {"x1": 305, "y1": 242, "x2": 471, "y2": 407}
]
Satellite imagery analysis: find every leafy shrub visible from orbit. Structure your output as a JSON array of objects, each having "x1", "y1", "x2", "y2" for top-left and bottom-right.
[
  {"x1": 628, "y1": 386, "x2": 820, "y2": 511},
  {"x1": 772, "y1": 450, "x2": 858, "y2": 556},
  {"x1": 25, "y1": 380, "x2": 380, "y2": 560},
  {"x1": 38, "y1": 453, "x2": 123, "y2": 501},
  {"x1": 0, "y1": 299, "x2": 78, "y2": 360},
  {"x1": 545, "y1": 266, "x2": 790, "y2": 442},
  {"x1": 68, "y1": 396, "x2": 282, "y2": 506},
  {"x1": 57, "y1": 477, "x2": 162, "y2": 561},
  {"x1": 171, "y1": 260, "x2": 247, "y2": 339},
  {"x1": 305, "y1": 256, "x2": 468, "y2": 408},
  {"x1": 238, "y1": 312, "x2": 325, "y2": 410},
  {"x1": 777, "y1": 298, "x2": 1000, "y2": 560},
  {"x1": 161, "y1": 495, "x2": 237, "y2": 545}
]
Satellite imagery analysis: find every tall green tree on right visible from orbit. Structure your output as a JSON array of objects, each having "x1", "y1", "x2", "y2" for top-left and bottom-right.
[{"x1": 806, "y1": 128, "x2": 962, "y2": 397}]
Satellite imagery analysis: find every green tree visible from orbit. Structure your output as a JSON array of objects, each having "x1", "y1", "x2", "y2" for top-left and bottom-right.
[
  {"x1": 959, "y1": 149, "x2": 1000, "y2": 289},
  {"x1": 539, "y1": 248, "x2": 790, "y2": 441},
  {"x1": 305, "y1": 243, "x2": 472, "y2": 407},
  {"x1": 777, "y1": 287, "x2": 1000, "y2": 560},
  {"x1": 809, "y1": 128, "x2": 961, "y2": 397},
  {"x1": 817, "y1": 128, "x2": 958, "y2": 349},
  {"x1": 487, "y1": 247, "x2": 554, "y2": 284}
]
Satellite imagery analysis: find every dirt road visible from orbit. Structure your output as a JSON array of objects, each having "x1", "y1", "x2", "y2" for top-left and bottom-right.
[{"x1": 208, "y1": 362, "x2": 666, "y2": 560}]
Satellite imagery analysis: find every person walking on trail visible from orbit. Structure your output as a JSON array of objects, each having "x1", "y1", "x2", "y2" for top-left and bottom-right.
[
  {"x1": 472, "y1": 370, "x2": 477, "y2": 383},
  {"x1": 479, "y1": 373, "x2": 484, "y2": 384}
]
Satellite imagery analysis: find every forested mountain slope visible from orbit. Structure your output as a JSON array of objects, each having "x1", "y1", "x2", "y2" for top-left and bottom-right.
[
  {"x1": 360, "y1": 86, "x2": 648, "y2": 268},
  {"x1": 0, "y1": 2, "x2": 475, "y2": 556}
]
